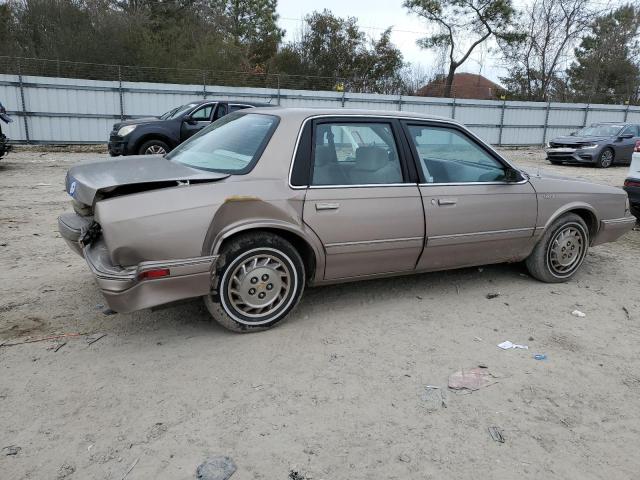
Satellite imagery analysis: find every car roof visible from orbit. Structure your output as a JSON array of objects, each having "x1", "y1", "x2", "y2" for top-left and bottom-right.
[
  {"x1": 189, "y1": 99, "x2": 274, "y2": 107},
  {"x1": 246, "y1": 107, "x2": 455, "y2": 123}
]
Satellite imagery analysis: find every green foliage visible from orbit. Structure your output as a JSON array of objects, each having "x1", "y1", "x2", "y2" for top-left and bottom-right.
[
  {"x1": 568, "y1": 4, "x2": 640, "y2": 103},
  {"x1": 272, "y1": 10, "x2": 405, "y2": 93}
]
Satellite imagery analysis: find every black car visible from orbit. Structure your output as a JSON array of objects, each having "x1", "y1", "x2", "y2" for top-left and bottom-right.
[
  {"x1": 545, "y1": 122, "x2": 640, "y2": 168},
  {"x1": 108, "y1": 100, "x2": 273, "y2": 156}
]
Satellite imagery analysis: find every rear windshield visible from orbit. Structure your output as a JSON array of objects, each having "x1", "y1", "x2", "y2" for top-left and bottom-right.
[
  {"x1": 575, "y1": 124, "x2": 624, "y2": 137},
  {"x1": 167, "y1": 113, "x2": 279, "y2": 174}
]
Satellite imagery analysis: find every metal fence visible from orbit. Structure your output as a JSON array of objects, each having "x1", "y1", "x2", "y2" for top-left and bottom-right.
[{"x1": 2, "y1": 61, "x2": 640, "y2": 146}]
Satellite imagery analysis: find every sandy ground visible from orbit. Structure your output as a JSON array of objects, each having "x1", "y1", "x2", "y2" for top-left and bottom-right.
[{"x1": 0, "y1": 148, "x2": 639, "y2": 480}]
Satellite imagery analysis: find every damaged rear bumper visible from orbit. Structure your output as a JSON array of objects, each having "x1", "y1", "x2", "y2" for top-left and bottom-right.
[{"x1": 58, "y1": 212, "x2": 218, "y2": 313}]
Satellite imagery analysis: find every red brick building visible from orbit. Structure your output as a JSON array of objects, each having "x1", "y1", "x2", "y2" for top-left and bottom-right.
[{"x1": 417, "y1": 73, "x2": 504, "y2": 99}]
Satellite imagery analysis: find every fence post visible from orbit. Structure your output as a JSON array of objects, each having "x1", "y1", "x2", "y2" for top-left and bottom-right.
[
  {"x1": 498, "y1": 98, "x2": 506, "y2": 146},
  {"x1": 202, "y1": 71, "x2": 207, "y2": 99},
  {"x1": 624, "y1": 101, "x2": 630, "y2": 122},
  {"x1": 542, "y1": 101, "x2": 551, "y2": 146},
  {"x1": 397, "y1": 94, "x2": 402, "y2": 111},
  {"x1": 277, "y1": 74, "x2": 281, "y2": 106},
  {"x1": 451, "y1": 97, "x2": 456, "y2": 119},
  {"x1": 17, "y1": 59, "x2": 30, "y2": 144},
  {"x1": 582, "y1": 104, "x2": 590, "y2": 127},
  {"x1": 341, "y1": 86, "x2": 346, "y2": 108},
  {"x1": 118, "y1": 65, "x2": 124, "y2": 121}
]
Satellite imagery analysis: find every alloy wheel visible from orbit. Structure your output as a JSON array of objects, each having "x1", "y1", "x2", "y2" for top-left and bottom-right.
[
  {"x1": 600, "y1": 149, "x2": 613, "y2": 168},
  {"x1": 144, "y1": 145, "x2": 166, "y2": 155}
]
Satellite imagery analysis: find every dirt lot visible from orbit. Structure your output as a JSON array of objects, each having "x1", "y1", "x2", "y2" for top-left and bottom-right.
[{"x1": 1, "y1": 149, "x2": 639, "y2": 480}]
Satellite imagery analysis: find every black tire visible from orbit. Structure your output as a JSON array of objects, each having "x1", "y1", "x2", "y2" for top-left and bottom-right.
[
  {"x1": 595, "y1": 148, "x2": 614, "y2": 168},
  {"x1": 204, "y1": 232, "x2": 306, "y2": 332},
  {"x1": 548, "y1": 159, "x2": 562, "y2": 165},
  {"x1": 138, "y1": 139, "x2": 169, "y2": 156},
  {"x1": 525, "y1": 213, "x2": 589, "y2": 283}
]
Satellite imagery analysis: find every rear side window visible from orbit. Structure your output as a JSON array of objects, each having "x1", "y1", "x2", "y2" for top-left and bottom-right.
[
  {"x1": 167, "y1": 113, "x2": 278, "y2": 174},
  {"x1": 406, "y1": 125, "x2": 506, "y2": 183},
  {"x1": 230, "y1": 104, "x2": 252, "y2": 112},
  {"x1": 311, "y1": 122, "x2": 403, "y2": 186}
]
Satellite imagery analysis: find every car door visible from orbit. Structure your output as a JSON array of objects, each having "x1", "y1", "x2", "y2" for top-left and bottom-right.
[
  {"x1": 301, "y1": 118, "x2": 425, "y2": 280},
  {"x1": 614, "y1": 124, "x2": 639, "y2": 163},
  {"x1": 181, "y1": 103, "x2": 216, "y2": 140},
  {"x1": 402, "y1": 121, "x2": 538, "y2": 271}
]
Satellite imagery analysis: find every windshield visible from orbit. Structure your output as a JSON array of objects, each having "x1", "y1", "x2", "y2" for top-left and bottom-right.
[
  {"x1": 160, "y1": 103, "x2": 198, "y2": 120},
  {"x1": 575, "y1": 124, "x2": 624, "y2": 137},
  {"x1": 166, "y1": 113, "x2": 279, "y2": 173}
]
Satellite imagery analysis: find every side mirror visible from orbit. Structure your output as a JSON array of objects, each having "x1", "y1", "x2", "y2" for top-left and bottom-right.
[
  {"x1": 504, "y1": 167, "x2": 522, "y2": 183},
  {"x1": 184, "y1": 116, "x2": 197, "y2": 125}
]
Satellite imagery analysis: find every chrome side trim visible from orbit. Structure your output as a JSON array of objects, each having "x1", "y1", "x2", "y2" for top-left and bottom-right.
[
  {"x1": 419, "y1": 179, "x2": 528, "y2": 186},
  {"x1": 310, "y1": 183, "x2": 416, "y2": 189},
  {"x1": 428, "y1": 227, "x2": 534, "y2": 241},
  {"x1": 325, "y1": 236, "x2": 424, "y2": 248},
  {"x1": 287, "y1": 113, "x2": 526, "y2": 190},
  {"x1": 601, "y1": 216, "x2": 637, "y2": 225}
]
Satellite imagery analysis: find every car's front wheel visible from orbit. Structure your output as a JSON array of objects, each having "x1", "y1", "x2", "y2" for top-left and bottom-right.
[
  {"x1": 525, "y1": 213, "x2": 589, "y2": 283},
  {"x1": 138, "y1": 139, "x2": 169, "y2": 156},
  {"x1": 595, "y1": 148, "x2": 614, "y2": 168},
  {"x1": 204, "y1": 232, "x2": 306, "y2": 332}
]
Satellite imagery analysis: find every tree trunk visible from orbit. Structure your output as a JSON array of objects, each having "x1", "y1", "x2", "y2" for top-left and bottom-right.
[{"x1": 444, "y1": 63, "x2": 457, "y2": 98}]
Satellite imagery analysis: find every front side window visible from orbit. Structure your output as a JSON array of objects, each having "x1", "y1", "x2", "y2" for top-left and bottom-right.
[
  {"x1": 620, "y1": 125, "x2": 639, "y2": 136},
  {"x1": 167, "y1": 113, "x2": 278, "y2": 173},
  {"x1": 311, "y1": 122, "x2": 403, "y2": 186},
  {"x1": 161, "y1": 103, "x2": 198, "y2": 120},
  {"x1": 191, "y1": 104, "x2": 213, "y2": 121},
  {"x1": 407, "y1": 125, "x2": 506, "y2": 183}
]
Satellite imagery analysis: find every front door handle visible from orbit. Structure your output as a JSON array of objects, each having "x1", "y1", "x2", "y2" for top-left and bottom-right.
[
  {"x1": 316, "y1": 202, "x2": 340, "y2": 211},
  {"x1": 437, "y1": 198, "x2": 457, "y2": 206}
]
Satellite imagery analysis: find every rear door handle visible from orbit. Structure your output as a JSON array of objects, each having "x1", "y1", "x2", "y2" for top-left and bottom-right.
[
  {"x1": 437, "y1": 198, "x2": 457, "y2": 206},
  {"x1": 316, "y1": 202, "x2": 340, "y2": 211}
]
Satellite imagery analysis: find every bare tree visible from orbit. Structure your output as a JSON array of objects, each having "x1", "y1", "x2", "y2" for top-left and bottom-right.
[
  {"x1": 499, "y1": 0, "x2": 592, "y2": 101},
  {"x1": 404, "y1": 0, "x2": 522, "y2": 97}
]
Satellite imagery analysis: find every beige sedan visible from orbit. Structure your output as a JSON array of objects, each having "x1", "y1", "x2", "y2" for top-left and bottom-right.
[{"x1": 58, "y1": 108, "x2": 635, "y2": 332}]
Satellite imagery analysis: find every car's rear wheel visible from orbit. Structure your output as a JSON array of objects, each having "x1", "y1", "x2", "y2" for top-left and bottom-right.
[
  {"x1": 596, "y1": 148, "x2": 614, "y2": 168},
  {"x1": 204, "y1": 232, "x2": 305, "y2": 332},
  {"x1": 525, "y1": 213, "x2": 589, "y2": 283},
  {"x1": 138, "y1": 139, "x2": 169, "y2": 156}
]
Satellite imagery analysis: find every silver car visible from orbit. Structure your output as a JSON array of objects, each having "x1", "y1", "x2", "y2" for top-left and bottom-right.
[{"x1": 58, "y1": 108, "x2": 636, "y2": 332}]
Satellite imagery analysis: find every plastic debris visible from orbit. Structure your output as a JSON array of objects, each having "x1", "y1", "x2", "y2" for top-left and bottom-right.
[
  {"x1": 196, "y1": 456, "x2": 237, "y2": 480},
  {"x1": 571, "y1": 310, "x2": 586, "y2": 318},
  {"x1": 421, "y1": 385, "x2": 447, "y2": 411},
  {"x1": 488, "y1": 426, "x2": 505, "y2": 443},
  {"x1": 534, "y1": 354, "x2": 547, "y2": 360},
  {"x1": 448, "y1": 368, "x2": 497, "y2": 391},
  {"x1": 2, "y1": 445, "x2": 21, "y2": 456},
  {"x1": 497, "y1": 341, "x2": 528, "y2": 350},
  {"x1": 86, "y1": 333, "x2": 107, "y2": 346},
  {"x1": 486, "y1": 292, "x2": 500, "y2": 299}
]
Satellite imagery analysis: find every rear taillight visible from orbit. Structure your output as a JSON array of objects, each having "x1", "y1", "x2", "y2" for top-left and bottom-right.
[
  {"x1": 138, "y1": 268, "x2": 170, "y2": 281},
  {"x1": 634, "y1": 140, "x2": 640, "y2": 152},
  {"x1": 624, "y1": 179, "x2": 640, "y2": 188}
]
